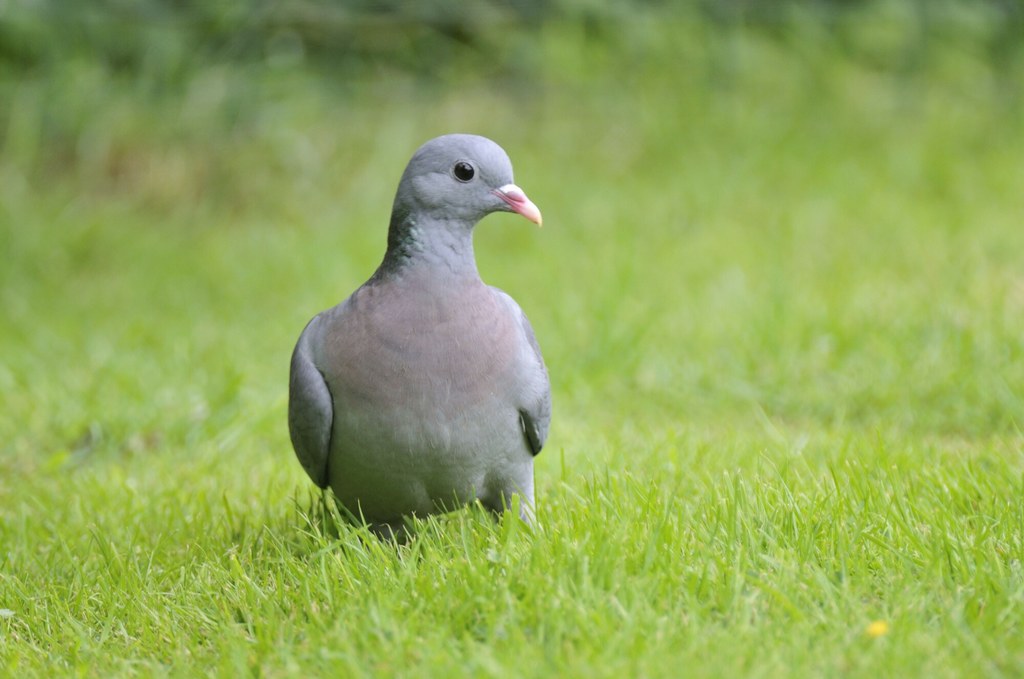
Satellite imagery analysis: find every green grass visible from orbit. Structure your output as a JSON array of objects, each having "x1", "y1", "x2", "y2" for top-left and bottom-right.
[{"x1": 2, "y1": 22, "x2": 1024, "y2": 677}]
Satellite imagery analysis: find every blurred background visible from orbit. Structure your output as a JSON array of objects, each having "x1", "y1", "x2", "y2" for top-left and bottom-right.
[{"x1": 1, "y1": 0, "x2": 1023, "y2": 479}]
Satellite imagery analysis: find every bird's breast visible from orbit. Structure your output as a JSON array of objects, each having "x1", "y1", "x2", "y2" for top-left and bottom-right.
[{"x1": 321, "y1": 283, "x2": 521, "y2": 418}]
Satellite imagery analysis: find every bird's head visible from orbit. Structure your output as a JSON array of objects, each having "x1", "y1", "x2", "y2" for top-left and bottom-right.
[{"x1": 393, "y1": 134, "x2": 542, "y2": 227}]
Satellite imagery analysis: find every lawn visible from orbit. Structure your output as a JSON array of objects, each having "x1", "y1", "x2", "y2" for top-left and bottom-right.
[{"x1": 2, "y1": 15, "x2": 1024, "y2": 677}]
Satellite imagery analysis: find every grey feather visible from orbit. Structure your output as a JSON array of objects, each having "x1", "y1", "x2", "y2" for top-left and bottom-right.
[
  {"x1": 491, "y1": 286, "x2": 550, "y2": 457},
  {"x1": 517, "y1": 312, "x2": 551, "y2": 456},
  {"x1": 287, "y1": 134, "x2": 550, "y2": 529},
  {"x1": 287, "y1": 316, "x2": 333, "y2": 488}
]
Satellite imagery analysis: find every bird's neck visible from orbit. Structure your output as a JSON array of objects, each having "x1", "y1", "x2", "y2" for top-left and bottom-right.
[{"x1": 375, "y1": 212, "x2": 481, "y2": 282}]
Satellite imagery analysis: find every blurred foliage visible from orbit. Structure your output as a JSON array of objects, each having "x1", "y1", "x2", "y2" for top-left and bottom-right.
[
  {"x1": 1, "y1": 0, "x2": 1023, "y2": 205},
  {"x1": 1, "y1": 0, "x2": 1023, "y2": 78}
]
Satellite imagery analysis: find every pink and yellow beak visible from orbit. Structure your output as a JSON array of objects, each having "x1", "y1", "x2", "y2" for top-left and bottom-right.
[{"x1": 493, "y1": 184, "x2": 543, "y2": 226}]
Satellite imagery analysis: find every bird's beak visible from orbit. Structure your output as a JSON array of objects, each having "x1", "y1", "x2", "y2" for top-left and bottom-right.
[{"x1": 493, "y1": 184, "x2": 543, "y2": 227}]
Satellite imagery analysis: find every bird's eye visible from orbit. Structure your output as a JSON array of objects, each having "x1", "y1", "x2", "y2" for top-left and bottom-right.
[{"x1": 453, "y1": 161, "x2": 475, "y2": 182}]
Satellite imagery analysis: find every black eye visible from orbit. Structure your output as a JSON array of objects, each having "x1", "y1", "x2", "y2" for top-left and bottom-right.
[{"x1": 453, "y1": 161, "x2": 475, "y2": 182}]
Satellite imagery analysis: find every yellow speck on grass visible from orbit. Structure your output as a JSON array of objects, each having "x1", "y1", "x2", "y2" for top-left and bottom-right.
[{"x1": 866, "y1": 620, "x2": 890, "y2": 638}]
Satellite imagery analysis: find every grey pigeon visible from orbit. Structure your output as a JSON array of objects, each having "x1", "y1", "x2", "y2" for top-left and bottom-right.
[{"x1": 288, "y1": 134, "x2": 551, "y2": 537}]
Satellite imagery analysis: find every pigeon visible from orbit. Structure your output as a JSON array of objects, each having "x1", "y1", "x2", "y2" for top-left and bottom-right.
[{"x1": 288, "y1": 134, "x2": 551, "y2": 537}]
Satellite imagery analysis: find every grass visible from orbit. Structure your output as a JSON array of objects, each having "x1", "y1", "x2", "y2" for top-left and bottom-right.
[{"x1": 2, "y1": 19, "x2": 1024, "y2": 677}]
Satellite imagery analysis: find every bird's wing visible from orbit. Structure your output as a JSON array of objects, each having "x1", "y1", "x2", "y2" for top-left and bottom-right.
[
  {"x1": 518, "y1": 311, "x2": 552, "y2": 456},
  {"x1": 491, "y1": 287, "x2": 551, "y2": 456},
  {"x1": 288, "y1": 314, "x2": 333, "y2": 487}
]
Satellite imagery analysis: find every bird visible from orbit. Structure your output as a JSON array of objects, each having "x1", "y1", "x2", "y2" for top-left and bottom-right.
[{"x1": 288, "y1": 134, "x2": 551, "y2": 538}]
